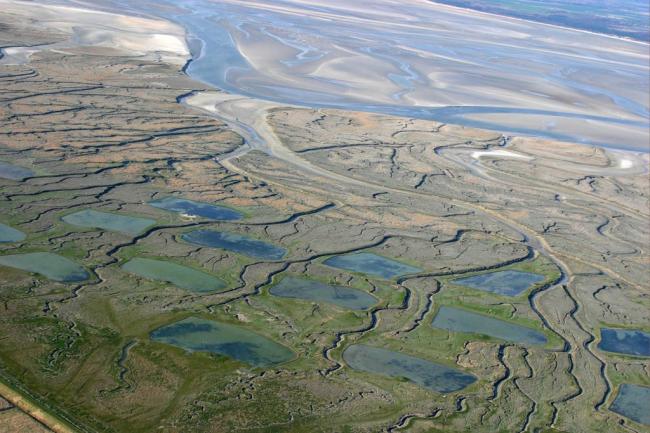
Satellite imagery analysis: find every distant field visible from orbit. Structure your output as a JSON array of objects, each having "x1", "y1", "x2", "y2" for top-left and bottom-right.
[{"x1": 432, "y1": 0, "x2": 650, "y2": 41}]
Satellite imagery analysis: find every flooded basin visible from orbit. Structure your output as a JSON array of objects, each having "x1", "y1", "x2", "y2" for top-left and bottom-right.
[
  {"x1": 0, "y1": 252, "x2": 89, "y2": 282},
  {"x1": 62, "y1": 209, "x2": 155, "y2": 235},
  {"x1": 0, "y1": 223, "x2": 25, "y2": 243},
  {"x1": 0, "y1": 161, "x2": 33, "y2": 180},
  {"x1": 150, "y1": 317, "x2": 294, "y2": 367},
  {"x1": 149, "y1": 197, "x2": 242, "y2": 220},
  {"x1": 432, "y1": 306, "x2": 547, "y2": 345},
  {"x1": 323, "y1": 252, "x2": 421, "y2": 279},
  {"x1": 609, "y1": 384, "x2": 650, "y2": 425},
  {"x1": 181, "y1": 230, "x2": 286, "y2": 260},
  {"x1": 269, "y1": 276, "x2": 377, "y2": 310},
  {"x1": 597, "y1": 328, "x2": 650, "y2": 357},
  {"x1": 453, "y1": 270, "x2": 545, "y2": 296},
  {"x1": 343, "y1": 344, "x2": 475, "y2": 393},
  {"x1": 122, "y1": 258, "x2": 227, "y2": 293}
]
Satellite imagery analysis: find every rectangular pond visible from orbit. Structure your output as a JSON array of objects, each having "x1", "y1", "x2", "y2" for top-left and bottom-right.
[
  {"x1": 609, "y1": 384, "x2": 650, "y2": 425},
  {"x1": 597, "y1": 328, "x2": 650, "y2": 357},
  {"x1": 0, "y1": 252, "x2": 89, "y2": 282},
  {"x1": 431, "y1": 306, "x2": 547, "y2": 346},
  {"x1": 149, "y1": 197, "x2": 242, "y2": 220},
  {"x1": 181, "y1": 230, "x2": 286, "y2": 260},
  {"x1": 269, "y1": 276, "x2": 377, "y2": 310},
  {"x1": 150, "y1": 317, "x2": 294, "y2": 367},
  {"x1": 62, "y1": 209, "x2": 155, "y2": 235},
  {"x1": 453, "y1": 270, "x2": 545, "y2": 297},
  {"x1": 0, "y1": 161, "x2": 33, "y2": 180},
  {"x1": 323, "y1": 252, "x2": 421, "y2": 279},
  {"x1": 122, "y1": 258, "x2": 227, "y2": 293},
  {"x1": 343, "y1": 344, "x2": 476, "y2": 393},
  {"x1": 0, "y1": 223, "x2": 25, "y2": 243}
]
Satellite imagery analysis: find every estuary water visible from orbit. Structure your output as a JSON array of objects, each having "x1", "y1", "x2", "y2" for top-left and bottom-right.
[{"x1": 104, "y1": 0, "x2": 650, "y2": 151}]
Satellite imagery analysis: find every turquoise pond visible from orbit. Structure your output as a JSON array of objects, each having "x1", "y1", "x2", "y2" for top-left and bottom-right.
[
  {"x1": 609, "y1": 384, "x2": 650, "y2": 425},
  {"x1": 122, "y1": 258, "x2": 227, "y2": 293},
  {"x1": 0, "y1": 161, "x2": 33, "y2": 180},
  {"x1": 343, "y1": 344, "x2": 476, "y2": 393},
  {"x1": 149, "y1": 197, "x2": 242, "y2": 220},
  {"x1": 150, "y1": 317, "x2": 294, "y2": 367},
  {"x1": 453, "y1": 270, "x2": 545, "y2": 297},
  {"x1": 62, "y1": 209, "x2": 155, "y2": 235},
  {"x1": 269, "y1": 276, "x2": 377, "y2": 310},
  {"x1": 0, "y1": 223, "x2": 25, "y2": 243},
  {"x1": 597, "y1": 328, "x2": 650, "y2": 357},
  {"x1": 181, "y1": 230, "x2": 286, "y2": 260},
  {"x1": 431, "y1": 306, "x2": 547, "y2": 345},
  {"x1": 323, "y1": 252, "x2": 421, "y2": 279},
  {"x1": 0, "y1": 252, "x2": 89, "y2": 282}
]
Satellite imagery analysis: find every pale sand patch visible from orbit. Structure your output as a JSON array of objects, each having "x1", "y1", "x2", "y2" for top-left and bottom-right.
[
  {"x1": 0, "y1": 46, "x2": 42, "y2": 65},
  {"x1": 0, "y1": 0, "x2": 189, "y2": 64},
  {"x1": 511, "y1": 137, "x2": 649, "y2": 176},
  {"x1": 619, "y1": 159, "x2": 633, "y2": 169},
  {"x1": 471, "y1": 149, "x2": 533, "y2": 160}
]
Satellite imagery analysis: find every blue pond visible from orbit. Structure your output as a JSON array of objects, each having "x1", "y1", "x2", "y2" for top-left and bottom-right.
[
  {"x1": 149, "y1": 197, "x2": 242, "y2": 221},
  {"x1": 181, "y1": 230, "x2": 286, "y2": 260},
  {"x1": 0, "y1": 161, "x2": 33, "y2": 180},
  {"x1": 453, "y1": 270, "x2": 545, "y2": 297},
  {"x1": 323, "y1": 252, "x2": 421, "y2": 279},
  {"x1": 0, "y1": 223, "x2": 25, "y2": 243},
  {"x1": 343, "y1": 344, "x2": 476, "y2": 393},
  {"x1": 432, "y1": 306, "x2": 547, "y2": 346},
  {"x1": 0, "y1": 252, "x2": 89, "y2": 282},
  {"x1": 62, "y1": 209, "x2": 155, "y2": 235},
  {"x1": 610, "y1": 384, "x2": 650, "y2": 425},
  {"x1": 269, "y1": 276, "x2": 377, "y2": 310},
  {"x1": 597, "y1": 328, "x2": 650, "y2": 357},
  {"x1": 150, "y1": 317, "x2": 294, "y2": 367}
]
